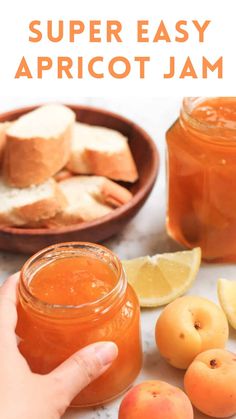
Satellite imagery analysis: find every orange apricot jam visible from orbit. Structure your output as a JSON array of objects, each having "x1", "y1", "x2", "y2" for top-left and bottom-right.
[
  {"x1": 16, "y1": 242, "x2": 142, "y2": 407},
  {"x1": 166, "y1": 97, "x2": 236, "y2": 262}
]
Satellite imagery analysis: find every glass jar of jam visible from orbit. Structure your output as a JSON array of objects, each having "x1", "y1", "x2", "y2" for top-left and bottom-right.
[
  {"x1": 16, "y1": 242, "x2": 142, "y2": 407},
  {"x1": 166, "y1": 97, "x2": 236, "y2": 262}
]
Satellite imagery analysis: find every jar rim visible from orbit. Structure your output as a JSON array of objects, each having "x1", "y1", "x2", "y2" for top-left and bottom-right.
[
  {"x1": 181, "y1": 97, "x2": 236, "y2": 138},
  {"x1": 19, "y1": 242, "x2": 126, "y2": 319}
]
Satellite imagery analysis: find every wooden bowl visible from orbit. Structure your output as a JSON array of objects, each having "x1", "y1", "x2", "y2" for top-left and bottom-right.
[{"x1": 0, "y1": 104, "x2": 159, "y2": 254}]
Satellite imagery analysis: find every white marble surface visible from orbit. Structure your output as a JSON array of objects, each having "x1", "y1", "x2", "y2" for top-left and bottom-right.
[{"x1": 0, "y1": 98, "x2": 236, "y2": 419}]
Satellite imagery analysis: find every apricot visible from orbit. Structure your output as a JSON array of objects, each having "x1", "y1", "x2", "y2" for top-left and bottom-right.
[
  {"x1": 118, "y1": 380, "x2": 193, "y2": 419},
  {"x1": 155, "y1": 296, "x2": 229, "y2": 369},
  {"x1": 184, "y1": 349, "x2": 236, "y2": 418}
]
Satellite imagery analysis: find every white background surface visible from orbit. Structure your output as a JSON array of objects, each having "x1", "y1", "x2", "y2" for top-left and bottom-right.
[
  {"x1": 0, "y1": 0, "x2": 236, "y2": 96},
  {"x1": 0, "y1": 1, "x2": 236, "y2": 418},
  {"x1": 0, "y1": 97, "x2": 236, "y2": 419}
]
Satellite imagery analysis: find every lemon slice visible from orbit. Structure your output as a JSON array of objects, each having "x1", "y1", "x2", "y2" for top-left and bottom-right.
[
  {"x1": 217, "y1": 278, "x2": 236, "y2": 329},
  {"x1": 122, "y1": 248, "x2": 201, "y2": 307}
]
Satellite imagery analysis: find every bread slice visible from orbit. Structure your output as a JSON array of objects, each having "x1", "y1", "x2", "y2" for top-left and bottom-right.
[
  {"x1": 61, "y1": 175, "x2": 132, "y2": 208},
  {"x1": 0, "y1": 178, "x2": 67, "y2": 227},
  {"x1": 54, "y1": 169, "x2": 73, "y2": 182},
  {"x1": 0, "y1": 122, "x2": 11, "y2": 164},
  {"x1": 67, "y1": 122, "x2": 138, "y2": 182},
  {"x1": 45, "y1": 176, "x2": 114, "y2": 226},
  {"x1": 3, "y1": 104, "x2": 75, "y2": 188}
]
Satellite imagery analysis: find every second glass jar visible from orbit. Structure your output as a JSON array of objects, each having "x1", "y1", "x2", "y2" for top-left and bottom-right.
[{"x1": 166, "y1": 97, "x2": 236, "y2": 262}]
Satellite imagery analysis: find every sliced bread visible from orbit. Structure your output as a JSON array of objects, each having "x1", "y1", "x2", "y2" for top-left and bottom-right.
[
  {"x1": 0, "y1": 122, "x2": 11, "y2": 164},
  {"x1": 0, "y1": 178, "x2": 67, "y2": 227},
  {"x1": 3, "y1": 104, "x2": 75, "y2": 188},
  {"x1": 61, "y1": 175, "x2": 133, "y2": 208},
  {"x1": 44, "y1": 176, "x2": 113, "y2": 226},
  {"x1": 67, "y1": 122, "x2": 138, "y2": 182},
  {"x1": 54, "y1": 169, "x2": 73, "y2": 182}
]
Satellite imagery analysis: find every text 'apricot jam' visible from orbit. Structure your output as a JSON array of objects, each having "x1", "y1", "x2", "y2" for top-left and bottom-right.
[
  {"x1": 166, "y1": 97, "x2": 236, "y2": 262},
  {"x1": 16, "y1": 242, "x2": 142, "y2": 407}
]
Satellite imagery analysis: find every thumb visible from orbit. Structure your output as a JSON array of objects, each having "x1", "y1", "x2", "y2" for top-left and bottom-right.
[{"x1": 49, "y1": 341, "x2": 118, "y2": 403}]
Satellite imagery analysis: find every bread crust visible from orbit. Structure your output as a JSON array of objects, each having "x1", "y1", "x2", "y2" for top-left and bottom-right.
[
  {"x1": 17, "y1": 182, "x2": 67, "y2": 223},
  {"x1": 43, "y1": 212, "x2": 84, "y2": 227},
  {"x1": 43, "y1": 196, "x2": 111, "y2": 228},
  {"x1": 0, "y1": 122, "x2": 11, "y2": 164},
  {"x1": 41, "y1": 175, "x2": 132, "y2": 228},
  {"x1": 3, "y1": 124, "x2": 73, "y2": 188},
  {"x1": 94, "y1": 177, "x2": 132, "y2": 207},
  {"x1": 0, "y1": 181, "x2": 67, "y2": 227},
  {"x1": 66, "y1": 123, "x2": 138, "y2": 182},
  {"x1": 54, "y1": 169, "x2": 73, "y2": 182},
  {"x1": 85, "y1": 148, "x2": 138, "y2": 182}
]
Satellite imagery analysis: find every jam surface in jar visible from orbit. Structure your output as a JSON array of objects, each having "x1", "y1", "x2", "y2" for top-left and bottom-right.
[
  {"x1": 166, "y1": 97, "x2": 236, "y2": 262},
  {"x1": 191, "y1": 98, "x2": 236, "y2": 129},
  {"x1": 17, "y1": 243, "x2": 142, "y2": 407},
  {"x1": 29, "y1": 256, "x2": 117, "y2": 305}
]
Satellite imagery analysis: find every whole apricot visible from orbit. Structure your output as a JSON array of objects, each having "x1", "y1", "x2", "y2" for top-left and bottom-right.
[
  {"x1": 155, "y1": 296, "x2": 229, "y2": 369},
  {"x1": 118, "y1": 380, "x2": 193, "y2": 419},
  {"x1": 184, "y1": 349, "x2": 236, "y2": 418}
]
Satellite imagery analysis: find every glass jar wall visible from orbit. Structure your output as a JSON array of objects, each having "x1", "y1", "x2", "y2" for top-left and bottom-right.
[
  {"x1": 166, "y1": 97, "x2": 236, "y2": 262},
  {"x1": 16, "y1": 242, "x2": 142, "y2": 407}
]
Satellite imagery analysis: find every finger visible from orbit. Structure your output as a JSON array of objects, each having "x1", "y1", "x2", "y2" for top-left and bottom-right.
[
  {"x1": 0, "y1": 273, "x2": 19, "y2": 347},
  {"x1": 50, "y1": 341, "x2": 118, "y2": 403}
]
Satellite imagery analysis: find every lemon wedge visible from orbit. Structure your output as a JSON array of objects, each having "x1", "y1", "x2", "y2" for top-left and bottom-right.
[
  {"x1": 122, "y1": 248, "x2": 201, "y2": 307},
  {"x1": 217, "y1": 278, "x2": 236, "y2": 329}
]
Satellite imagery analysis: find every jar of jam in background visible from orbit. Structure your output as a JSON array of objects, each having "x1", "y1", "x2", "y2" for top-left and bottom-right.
[
  {"x1": 16, "y1": 242, "x2": 142, "y2": 407},
  {"x1": 166, "y1": 97, "x2": 236, "y2": 262}
]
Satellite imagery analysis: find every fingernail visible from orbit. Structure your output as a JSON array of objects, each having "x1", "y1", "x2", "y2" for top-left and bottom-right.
[{"x1": 95, "y1": 342, "x2": 118, "y2": 366}]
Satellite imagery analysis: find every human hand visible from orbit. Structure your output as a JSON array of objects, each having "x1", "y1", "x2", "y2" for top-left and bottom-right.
[{"x1": 0, "y1": 273, "x2": 118, "y2": 419}]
